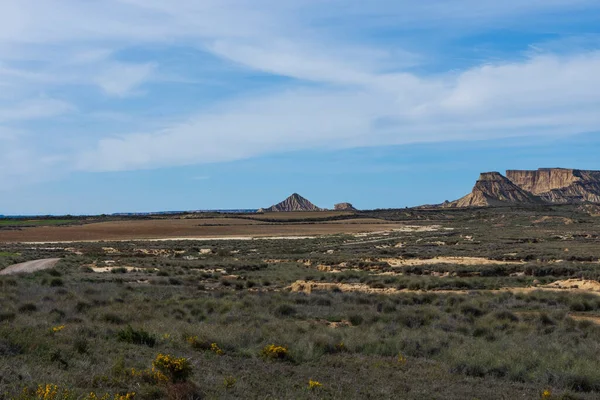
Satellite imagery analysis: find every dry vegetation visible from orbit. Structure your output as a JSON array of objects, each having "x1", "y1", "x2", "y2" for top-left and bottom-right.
[{"x1": 2, "y1": 205, "x2": 600, "y2": 399}]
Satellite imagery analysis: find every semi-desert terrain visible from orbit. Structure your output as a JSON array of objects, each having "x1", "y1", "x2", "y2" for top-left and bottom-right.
[{"x1": 2, "y1": 205, "x2": 600, "y2": 399}]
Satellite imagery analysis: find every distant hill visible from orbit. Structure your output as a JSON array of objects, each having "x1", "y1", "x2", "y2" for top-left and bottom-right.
[
  {"x1": 260, "y1": 193, "x2": 323, "y2": 212},
  {"x1": 334, "y1": 202, "x2": 357, "y2": 211},
  {"x1": 444, "y1": 168, "x2": 600, "y2": 208}
]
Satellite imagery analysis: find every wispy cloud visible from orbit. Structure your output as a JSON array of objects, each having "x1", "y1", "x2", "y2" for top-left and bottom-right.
[
  {"x1": 0, "y1": 98, "x2": 74, "y2": 122},
  {"x1": 93, "y1": 62, "x2": 156, "y2": 97},
  {"x1": 0, "y1": 0, "x2": 599, "y2": 182},
  {"x1": 76, "y1": 51, "x2": 600, "y2": 172}
]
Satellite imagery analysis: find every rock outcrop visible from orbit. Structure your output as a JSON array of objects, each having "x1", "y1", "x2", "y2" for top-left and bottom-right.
[
  {"x1": 446, "y1": 168, "x2": 600, "y2": 208},
  {"x1": 507, "y1": 168, "x2": 600, "y2": 204},
  {"x1": 446, "y1": 172, "x2": 542, "y2": 208},
  {"x1": 334, "y1": 202, "x2": 357, "y2": 211},
  {"x1": 262, "y1": 193, "x2": 322, "y2": 212}
]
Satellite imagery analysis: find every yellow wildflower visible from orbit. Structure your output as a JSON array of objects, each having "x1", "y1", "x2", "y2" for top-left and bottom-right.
[
  {"x1": 397, "y1": 353, "x2": 407, "y2": 365},
  {"x1": 114, "y1": 392, "x2": 136, "y2": 400},
  {"x1": 541, "y1": 389, "x2": 552, "y2": 399},
  {"x1": 51, "y1": 325, "x2": 65, "y2": 333},
  {"x1": 210, "y1": 342, "x2": 224, "y2": 355},
  {"x1": 152, "y1": 354, "x2": 192, "y2": 383},
  {"x1": 261, "y1": 344, "x2": 289, "y2": 360},
  {"x1": 36, "y1": 384, "x2": 59, "y2": 400},
  {"x1": 223, "y1": 376, "x2": 237, "y2": 389},
  {"x1": 308, "y1": 379, "x2": 323, "y2": 390}
]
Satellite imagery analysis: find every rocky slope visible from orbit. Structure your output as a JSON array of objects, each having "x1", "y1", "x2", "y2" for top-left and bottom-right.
[
  {"x1": 507, "y1": 168, "x2": 600, "y2": 203},
  {"x1": 445, "y1": 172, "x2": 544, "y2": 208},
  {"x1": 261, "y1": 193, "x2": 323, "y2": 212},
  {"x1": 334, "y1": 202, "x2": 357, "y2": 211},
  {"x1": 446, "y1": 168, "x2": 600, "y2": 208}
]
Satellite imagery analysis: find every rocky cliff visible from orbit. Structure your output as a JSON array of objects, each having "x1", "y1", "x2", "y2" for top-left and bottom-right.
[
  {"x1": 507, "y1": 168, "x2": 600, "y2": 203},
  {"x1": 262, "y1": 193, "x2": 323, "y2": 212},
  {"x1": 446, "y1": 168, "x2": 600, "y2": 208},
  {"x1": 334, "y1": 202, "x2": 357, "y2": 211},
  {"x1": 446, "y1": 172, "x2": 543, "y2": 208}
]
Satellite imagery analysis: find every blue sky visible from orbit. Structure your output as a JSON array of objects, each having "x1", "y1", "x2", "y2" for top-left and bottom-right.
[{"x1": 1, "y1": 1, "x2": 600, "y2": 215}]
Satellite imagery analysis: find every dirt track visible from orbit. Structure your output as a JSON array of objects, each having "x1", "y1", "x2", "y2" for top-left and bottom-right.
[{"x1": 0, "y1": 258, "x2": 61, "y2": 275}]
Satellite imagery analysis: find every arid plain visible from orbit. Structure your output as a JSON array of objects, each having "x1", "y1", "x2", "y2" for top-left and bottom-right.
[{"x1": 2, "y1": 205, "x2": 600, "y2": 399}]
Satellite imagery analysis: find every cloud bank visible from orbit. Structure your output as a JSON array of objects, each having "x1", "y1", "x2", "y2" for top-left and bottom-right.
[{"x1": 0, "y1": 0, "x2": 599, "y2": 181}]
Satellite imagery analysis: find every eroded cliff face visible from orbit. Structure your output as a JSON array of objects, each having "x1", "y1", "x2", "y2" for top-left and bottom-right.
[
  {"x1": 334, "y1": 202, "x2": 357, "y2": 211},
  {"x1": 263, "y1": 193, "x2": 323, "y2": 212},
  {"x1": 446, "y1": 168, "x2": 600, "y2": 208},
  {"x1": 507, "y1": 169, "x2": 600, "y2": 203},
  {"x1": 446, "y1": 172, "x2": 542, "y2": 208}
]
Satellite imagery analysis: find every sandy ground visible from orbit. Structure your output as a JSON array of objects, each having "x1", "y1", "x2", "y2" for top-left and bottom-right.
[
  {"x1": 287, "y1": 279, "x2": 600, "y2": 296},
  {"x1": 379, "y1": 256, "x2": 525, "y2": 267},
  {"x1": 0, "y1": 219, "x2": 411, "y2": 243},
  {"x1": 0, "y1": 258, "x2": 61, "y2": 275}
]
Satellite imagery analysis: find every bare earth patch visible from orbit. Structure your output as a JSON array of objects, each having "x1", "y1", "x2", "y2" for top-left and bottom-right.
[
  {"x1": 532, "y1": 216, "x2": 575, "y2": 225},
  {"x1": 0, "y1": 258, "x2": 61, "y2": 275},
  {"x1": 287, "y1": 279, "x2": 600, "y2": 296},
  {"x1": 543, "y1": 279, "x2": 600, "y2": 292},
  {"x1": 287, "y1": 280, "x2": 401, "y2": 294},
  {"x1": 91, "y1": 266, "x2": 137, "y2": 273},
  {"x1": 379, "y1": 256, "x2": 525, "y2": 267}
]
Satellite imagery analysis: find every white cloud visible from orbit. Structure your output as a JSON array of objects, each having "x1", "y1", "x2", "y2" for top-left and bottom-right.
[
  {"x1": 0, "y1": 0, "x2": 599, "y2": 182},
  {"x1": 93, "y1": 62, "x2": 156, "y2": 97},
  {"x1": 0, "y1": 98, "x2": 74, "y2": 122},
  {"x1": 75, "y1": 52, "x2": 600, "y2": 172}
]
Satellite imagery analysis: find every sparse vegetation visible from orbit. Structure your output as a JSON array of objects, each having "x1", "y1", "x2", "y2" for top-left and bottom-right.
[{"x1": 2, "y1": 205, "x2": 600, "y2": 398}]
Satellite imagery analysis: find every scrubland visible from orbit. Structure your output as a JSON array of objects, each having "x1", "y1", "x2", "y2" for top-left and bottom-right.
[{"x1": 1, "y1": 205, "x2": 600, "y2": 399}]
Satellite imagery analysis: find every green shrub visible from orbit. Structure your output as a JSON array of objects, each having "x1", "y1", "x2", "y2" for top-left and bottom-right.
[{"x1": 117, "y1": 326, "x2": 157, "y2": 347}]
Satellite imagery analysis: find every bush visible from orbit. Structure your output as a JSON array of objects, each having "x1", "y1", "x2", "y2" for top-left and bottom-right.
[
  {"x1": 349, "y1": 314, "x2": 364, "y2": 326},
  {"x1": 50, "y1": 278, "x2": 64, "y2": 287},
  {"x1": 18, "y1": 303, "x2": 37, "y2": 313},
  {"x1": 152, "y1": 354, "x2": 192, "y2": 383},
  {"x1": 261, "y1": 344, "x2": 290, "y2": 360},
  {"x1": 102, "y1": 313, "x2": 126, "y2": 324},
  {"x1": 0, "y1": 311, "x2": 16, "y2": 322},
  {"x1": 275, "y1": 304, "x2": 297, "y2": 317},
  {"x1": 117, "y1": 326, "x2": 157, "y2": 347}
]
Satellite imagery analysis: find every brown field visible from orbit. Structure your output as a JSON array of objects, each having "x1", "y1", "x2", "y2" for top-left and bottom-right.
[
  {"x1": 0, "y1": 216, "x2": 405, "y2": 242},
  {"x1": 243, "y1": 211, "x2": 354, "y2": 220}
]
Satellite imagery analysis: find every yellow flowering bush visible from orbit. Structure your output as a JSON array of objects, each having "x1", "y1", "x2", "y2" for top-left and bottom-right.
[
  {"x1": 18, "y1": 385, "x2": 133, "y2": 400},
  {"x1": 541, "y1": 389, "x2": 552, "y2": 399},
  {"x1": 261, "y1": 344, "x2": 289, "y2": 360},
  {"x1": 36, "y1": 384, "x2": 64, "y2": 400},
  {"x1": 152, "y1": 354, "x2": 193, "y2": 383},
  {"x1": 186, "y1": 335, "x2": 210, "y2": 351},
  {"x1": 113, "y1": 393, "x2": 136, "y2": 400},
  {"x1": 210, "y1": 342, "x2": 224, "y2": 355},
  {"x1": 397, "y1": 353, "x2": 407, "y2": 365},
  {"x1": 308, "y1": 379, "x2": 323, "y2": 390},
  {"x1": 223, "y1": 376, "x2": 237, "y2": 389},
  {"x1": 51, "y1": 325, "x2": 65, "y2": 333},
  {"x1": 128, "y1": 366, "x2": 168, "y2": 384},
  {"x1": 84, "y1": 393, "x2": 136, "y2": 400}
]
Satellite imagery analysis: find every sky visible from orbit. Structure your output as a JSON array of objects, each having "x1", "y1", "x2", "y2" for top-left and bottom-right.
[{"x1": 1, "y1": 0, "x2": 600, "y2": 215}]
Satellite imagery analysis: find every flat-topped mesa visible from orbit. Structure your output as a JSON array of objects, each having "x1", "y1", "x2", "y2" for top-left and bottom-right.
[
  {"x1": 262, "y1": 193, "x2": 323, "y2": 212},
  {"x1": 446, "y1": 171, "x2": 542, "y2": 208},
  {"x1": 507, "y1": 168, "x2": 600, "y2": 203},
  {"x1": 334, "y1": 202, "x2": 357, "y2": 211}
]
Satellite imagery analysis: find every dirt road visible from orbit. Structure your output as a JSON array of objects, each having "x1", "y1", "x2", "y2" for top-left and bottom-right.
[{"x1": 0, "y1": 258, "x2": 61, "y2": 275}]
